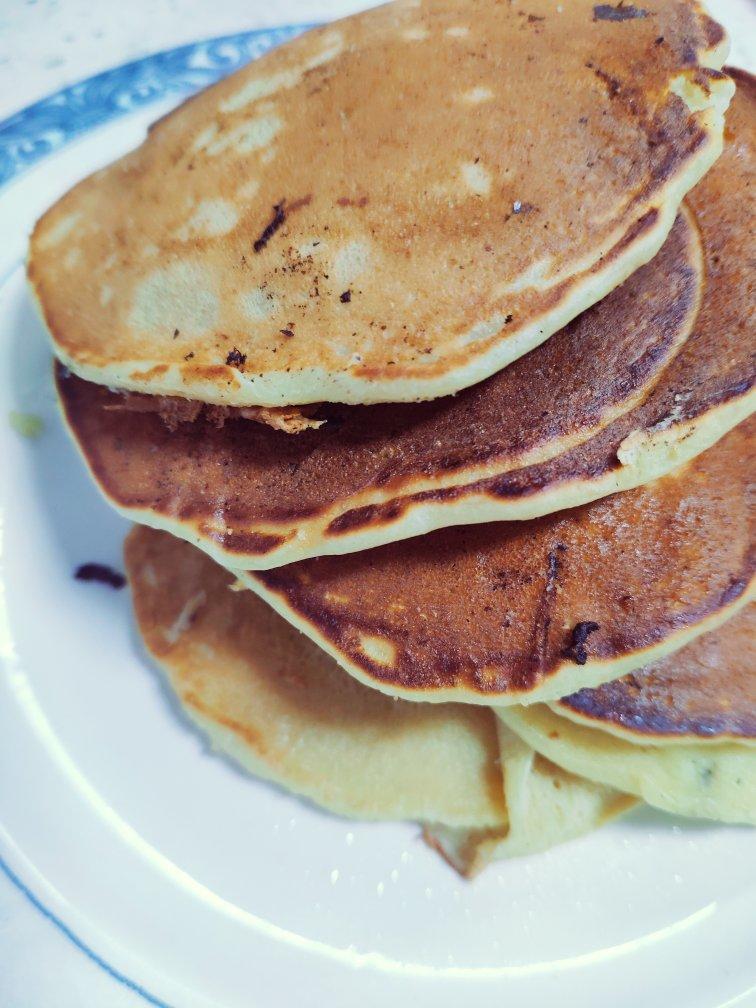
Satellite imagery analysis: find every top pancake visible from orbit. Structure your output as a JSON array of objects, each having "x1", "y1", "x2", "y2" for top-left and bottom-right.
[
  {"x1": 555, "y1": 606, "x2": 756, "y2": 742},
  {"x1": 30, "y1": 0, "x2": 732, "y2": 406}
]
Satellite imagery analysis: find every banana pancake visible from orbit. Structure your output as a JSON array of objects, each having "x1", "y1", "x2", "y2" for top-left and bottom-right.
[
  {"x1": 33, "y1": 0, "x2": 731, "y2": 407},
  {"x1": 54, "y1": 71, "x2": 756, "y2": 569},
  {"x1": 126, "y1": 525, "x2": 633, "y2": 875},
  {"x1": 554, "y1": 606, "x2": 756, "y2": 744},
  {"x1": 239, "y1": 419, "x2": 754, "y2": 705}
]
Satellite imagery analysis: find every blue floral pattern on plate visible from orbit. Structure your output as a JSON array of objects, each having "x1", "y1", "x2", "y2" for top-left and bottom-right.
[{"x1": 0, "y1": 25, "x2": 311, "y2": 187}]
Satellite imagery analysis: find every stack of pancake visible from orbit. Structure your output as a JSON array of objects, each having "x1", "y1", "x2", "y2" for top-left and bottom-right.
[{"x1": 29, "y1": 0, "x2": 754, "y2": 876}]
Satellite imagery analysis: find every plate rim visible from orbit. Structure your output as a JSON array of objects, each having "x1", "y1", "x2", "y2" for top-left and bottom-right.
[{"x1": 0, "y1": 23, "x2": 313, "y2": 189}]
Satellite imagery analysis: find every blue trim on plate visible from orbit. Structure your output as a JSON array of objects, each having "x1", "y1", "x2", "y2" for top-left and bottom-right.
[
  {"x1": 0, "y1": 855, "x2": 173, "y2": 1007},
  {"x1": 0, "y1": 23, "x2": 310, "y2": 1004},
  {"x1": 0, "y1": 24, "x2": 313, "y2": 187}
]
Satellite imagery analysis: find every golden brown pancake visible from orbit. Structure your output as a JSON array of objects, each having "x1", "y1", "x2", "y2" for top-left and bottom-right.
[
  {"x1": 32, "y1": 0, "x2": 731, "y2": 407},
  {"x1": 125, "y1": 524, "x2": 506, "y2": 827},
  {"x1": 554, "y1": 606, "x2": 756, "y2": 743},
  {"x1": 54, "y1": 69, "x2": 755, "y2": 570},
  {"x1": 125, "y1": 525, "x2": 633, "y2": 875},
  {"x1": 55, "y1": 208, "x2": 705, "y2": 567},
  {"x1": 240, "y1": 419, "x2": 754, "y2": 705}
]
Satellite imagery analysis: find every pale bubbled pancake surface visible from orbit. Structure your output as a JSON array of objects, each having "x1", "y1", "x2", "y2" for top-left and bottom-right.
[{"x1": 33, "y1": 0, "x2": 732, "y2": 407}]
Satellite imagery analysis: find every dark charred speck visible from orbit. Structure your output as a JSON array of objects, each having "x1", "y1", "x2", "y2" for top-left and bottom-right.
[
  {"x1": 562, "y1": 621, "x2": 600, "y2": 665},
  {"x1": 225, "y1": 348, "x2": 247, "y2": 367},
  {"x1": 253, "y1": 201, "x2": 287, "y2": 253},
  {"x1": 184, "y1": 351, "x2": 194, "y2": 360},
  {"x1": 340, "y1": 290, "x2": 352, "y2": 303},
  {"x1": 280, "y1": 329, "x2": 295, "y2": 338},
  {"x1": 75, "y1": 563, "x2": 126, "y2": 590},
  {"x1": 593, "y1": 3, "x2": 650, "y2": 20}
]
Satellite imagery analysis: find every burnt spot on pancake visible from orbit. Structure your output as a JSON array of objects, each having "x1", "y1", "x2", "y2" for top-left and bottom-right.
[
  {"x1": 558, "y1": 607, "x2": 756, "y2": 739},
  {"x1": 340, "y1": 290, "x2": 352, "y2": 303},
  {"x1": 562, "y1": 621, "x2": 600, "y2": 665},
  {"x1": 225, "y1": 347, "x2": 247, "y2": 367},
  {"x1": 593, "y1": 4, "x2": 650, "y2": 22},
  {"x1": 75, "y1": 562, "x2": 126, "y2": 589},
  {"x1": 253, "y1": 201, "x2": 287, "y2": 253},
  {"x1": 587, "y1": 63, "x2": 622, "y2": 98}
]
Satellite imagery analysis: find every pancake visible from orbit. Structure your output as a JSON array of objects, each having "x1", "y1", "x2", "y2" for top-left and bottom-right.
[
  {"x1": 125, "y1": 524, "x2": 505, "y2": 827},
  {"x1": 554, "y1": 606, "x2": 756, "y2": 744},
  {"x1": 499, "y1": 703, "x2": 756, "y2": 825},
  {"x1": 425, "y1": 725, "x2": 637, "y2": 876},
  {"x1": 57, "y1": 205, "x2": 706, "y2": 569},
  {"x1": 54, "y1": 68, "x2": 756, "y2": 570},
  {"x1": 31, "y1": 0, "x2": 731, "y2": 407},
  {"x1": 125, "y1": 525, "x2": 633, "y2": 875},
  {"x1": 239, "y1": 418, "x2": 754, "y2": 705}
]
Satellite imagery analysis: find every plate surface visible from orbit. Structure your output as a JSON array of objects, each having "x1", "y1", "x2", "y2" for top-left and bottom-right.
[{"x1": 0, "y1": 15, "x2": 754, "y2": 1008}]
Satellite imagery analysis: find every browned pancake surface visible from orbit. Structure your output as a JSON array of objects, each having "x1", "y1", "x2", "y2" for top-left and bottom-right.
[
  {"x1": 246, "y1": 420, "x2": 754, "y2": 702},
  {"x1": 32, "y1": 0, "x2": 729, "y2": 405},
  {"x1": 557, "y1": 606, "x2": 756, "y2": 739},
  {"x1": 56, "y1": 208, "x2": 701, "y2": 557},
  {"x1": 55, "y1": 72, "x2": 755, "y2": 569}
]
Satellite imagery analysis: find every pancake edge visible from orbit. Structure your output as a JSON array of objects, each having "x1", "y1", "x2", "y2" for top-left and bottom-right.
[
  {"x1": 233, "y1": 569, "x2": 755, "y2": 707},
  {"x1": 548, "y1": 603, "x2": 756, "y2": 746},
  {"x1": 498, "y1": 703, "x2": 756, "y2": 824}
]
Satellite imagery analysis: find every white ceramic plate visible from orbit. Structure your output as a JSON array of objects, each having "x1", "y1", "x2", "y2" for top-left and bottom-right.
[{"x1": 1, "y1": 13, "x2": 755, "y2": 1008}]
